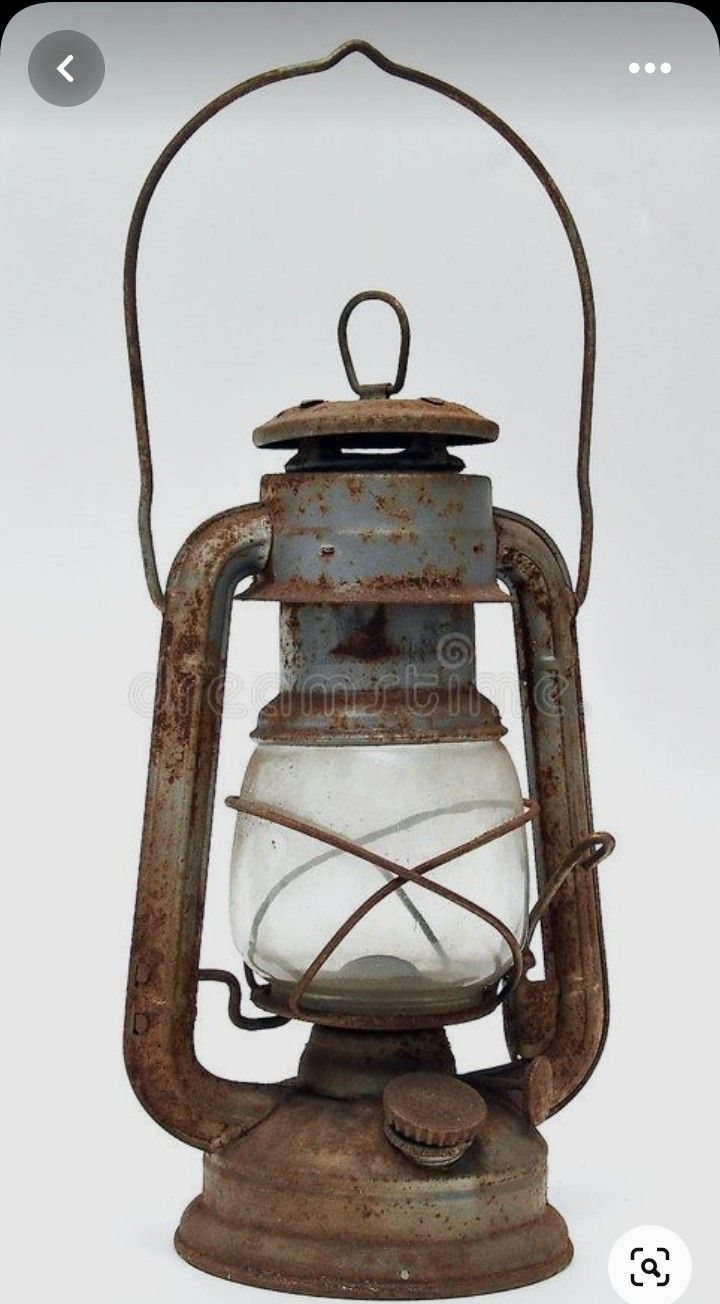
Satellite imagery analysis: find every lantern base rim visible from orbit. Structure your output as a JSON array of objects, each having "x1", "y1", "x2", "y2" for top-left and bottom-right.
[
  {"x1": 175, "y1": 1203, "x2": 571, "y2": 1298},
  {"x1": 175, "y1": 1082, "x2": 572, "y2": 1298}
]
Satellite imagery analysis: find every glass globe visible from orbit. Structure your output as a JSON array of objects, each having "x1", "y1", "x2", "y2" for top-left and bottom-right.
[{"x1": 229, "y1": 739, "x2": 529, "y2": 1016}]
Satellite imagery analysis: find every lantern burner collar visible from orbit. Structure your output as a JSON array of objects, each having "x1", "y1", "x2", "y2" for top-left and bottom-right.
[{"x1": 252, "y1": 291, "x2": 499, "y2": 470}]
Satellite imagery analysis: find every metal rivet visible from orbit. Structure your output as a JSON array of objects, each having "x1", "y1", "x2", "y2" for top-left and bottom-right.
[{"x1": 133, "y1": 1012, "x2": 150, "y2": 1034}]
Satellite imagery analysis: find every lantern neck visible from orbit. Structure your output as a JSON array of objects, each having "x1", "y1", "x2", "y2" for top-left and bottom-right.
[
  {"x1": 252, "y1": 602, "x2": 505, "y2": 745},
  {"x1": 297, "y1": 1025, "x2": 456, "y2": 1100}
]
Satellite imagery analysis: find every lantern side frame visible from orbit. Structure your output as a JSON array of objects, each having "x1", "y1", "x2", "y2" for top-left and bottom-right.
[
  {"x1": 124, "y1": 502, "x2": 285, "y2": 1151},
  {"x1": 494, "y1": 508, "x2": 608, "y2": 1114}
]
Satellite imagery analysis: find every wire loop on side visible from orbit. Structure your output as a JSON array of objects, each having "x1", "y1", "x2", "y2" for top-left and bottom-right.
[{"x1": 197, "y1": 967, "x2": 288, "y2": 1030}]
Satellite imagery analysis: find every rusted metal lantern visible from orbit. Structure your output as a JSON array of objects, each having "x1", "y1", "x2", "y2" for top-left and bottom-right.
[{"x1": 124, "y1": 42, "x2": 614, "y2": 1297}]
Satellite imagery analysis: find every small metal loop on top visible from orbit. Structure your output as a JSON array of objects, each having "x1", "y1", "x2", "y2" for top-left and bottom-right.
[{"x1": 338, "y1": 291, "x2": 411, "y2": 399}]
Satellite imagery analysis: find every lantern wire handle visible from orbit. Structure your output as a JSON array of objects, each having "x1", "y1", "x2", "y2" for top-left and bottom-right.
[{"x1": 125, "y1": 39, "x2": 597, "y2": 611}]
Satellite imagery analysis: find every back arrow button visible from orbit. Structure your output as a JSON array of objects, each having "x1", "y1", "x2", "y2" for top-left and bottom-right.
[
  {"x1": 28, "y1": 30, "x2": 104, "y2": 106},
  {"x1": 57, "y1": 55, "x2": 74, "y2": 83}
]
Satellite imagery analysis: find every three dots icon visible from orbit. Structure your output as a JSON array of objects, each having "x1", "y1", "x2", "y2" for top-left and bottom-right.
[{"x1": 629, "y1": 62, "x2": 671, "y2": 74}]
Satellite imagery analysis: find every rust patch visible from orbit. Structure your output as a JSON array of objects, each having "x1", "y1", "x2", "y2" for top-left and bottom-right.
[{"x1": 330, "y1": 606, "x2": 396, "y2": 660}]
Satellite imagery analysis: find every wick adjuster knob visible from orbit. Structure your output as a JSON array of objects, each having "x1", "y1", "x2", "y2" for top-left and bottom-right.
[{"x1": 383, "y1": 1072, "x2": 487, "y2": 1168}]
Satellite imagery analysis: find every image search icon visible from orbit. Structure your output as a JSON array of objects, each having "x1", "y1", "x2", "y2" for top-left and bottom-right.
[{"x1": 609, "y1": 1226, "x2": 692, "y2": 1303}]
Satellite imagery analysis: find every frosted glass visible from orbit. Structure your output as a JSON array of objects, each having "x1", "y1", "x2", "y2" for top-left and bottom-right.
[{"x1": 229, "y1": 740, "x2": 529, "y2": 1016}]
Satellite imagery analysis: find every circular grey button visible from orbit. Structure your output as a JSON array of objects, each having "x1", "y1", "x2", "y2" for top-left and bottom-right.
[{"x1": 28, "y1": 31, "x2": 104, "y2": 107}]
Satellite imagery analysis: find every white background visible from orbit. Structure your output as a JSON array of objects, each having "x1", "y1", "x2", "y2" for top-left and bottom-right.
[{"x1": 1, "y1": 4, "x2": 718, "y2": 1302}]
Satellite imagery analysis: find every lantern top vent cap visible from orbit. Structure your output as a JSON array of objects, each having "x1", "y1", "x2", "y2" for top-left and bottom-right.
[{"x1": 253, "y1": 291, "x2": 499, "y2": 451}]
